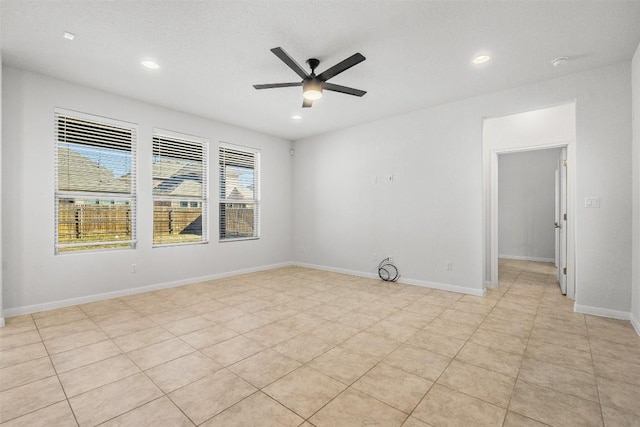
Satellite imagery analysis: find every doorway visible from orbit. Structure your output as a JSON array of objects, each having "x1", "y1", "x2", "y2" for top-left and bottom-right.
[
  {"x1": 497, "y1": 147, "x2": 567, "y2": 294},
  {"x1": 483, "y1": 103, "x2": 576, "y2": 299}
]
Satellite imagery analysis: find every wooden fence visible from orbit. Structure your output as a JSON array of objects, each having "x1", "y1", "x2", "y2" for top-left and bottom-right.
[
  {"x1": 58, "y1": 203, "x2": 255, "y2": 242},
  {"x1": 58, "y1": 204, "x2": 131, "y2": 242},
  {"x1": 153, "y1": 204, "x2": 202, "y2": 236},
  {"x1": 220, "y1": 206, "x2": 255, "y2": 238}
]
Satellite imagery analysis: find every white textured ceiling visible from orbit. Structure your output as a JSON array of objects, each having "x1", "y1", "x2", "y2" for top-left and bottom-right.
[{"x1": 2, "y1": 1, "x2": 640, "y2": 141}]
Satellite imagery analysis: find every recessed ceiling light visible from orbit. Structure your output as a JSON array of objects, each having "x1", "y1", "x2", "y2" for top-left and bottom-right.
[
  {"x1": 472, "y1": 54, "x2": 491, "y2": 65},
  {"x1": 63, "y1": 31, "x2": 75, "y2": 41},
  {"x1": 141, "y1": 60, "x2": 160, "y2": 70},
  {"x1": 291, "y1": 114, "x2": 302, "y2": 120}
]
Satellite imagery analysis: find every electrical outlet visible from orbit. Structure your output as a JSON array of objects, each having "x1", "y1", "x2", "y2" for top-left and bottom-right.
[
  {"x1": 131, "y1": 264, "x2": 137, "y2": 273},
  {"x1": 387, "y1": 256, "x2": 393, "y2": 263},
  {"x1": 447, "y1": 262, "x2": 453, "y2": 271}
]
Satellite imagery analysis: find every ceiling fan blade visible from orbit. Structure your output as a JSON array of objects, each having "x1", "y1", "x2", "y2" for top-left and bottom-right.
[
  {"x1": 302, "y1": 98, "x2": 313, "y2": 108},
  {"x1": 271, "y1": 47, "x2": 309, "y2": 80},
  {"x1": 317, "y1": 53, "x2": 366, "y2": 82},
  {"x1": 323, "y1": 83, "x2": 367, "y2": 97},
  {"x1": 253, "y1": 82, "x2": 302, "y2": 90}
]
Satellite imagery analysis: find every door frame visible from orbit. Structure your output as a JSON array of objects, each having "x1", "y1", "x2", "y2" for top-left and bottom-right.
[
  {"x1": 555, "y1": 166, "x2": 561, "y2": 277},
  {"x1": 489, "y1": 140, "x2": 576, "y2": 299}
]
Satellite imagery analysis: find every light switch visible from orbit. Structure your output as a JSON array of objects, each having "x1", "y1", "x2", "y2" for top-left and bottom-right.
[{"x1": 584, "y1": 197, "x2": 600, "y2": 208}]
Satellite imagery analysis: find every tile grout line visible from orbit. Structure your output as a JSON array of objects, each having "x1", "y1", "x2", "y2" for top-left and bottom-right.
[
  {"x1": 501, "y1": 272, "x2": 539, "y2": 426},
  {"x1": 410, "y1": 293, "x2": 508, "y2": 423},
  {"x1": 34, "y1": 313, "x2": 82, "y2": 427},
  {"x1": 585, "y1": 314, "x2": 607, "y2": 427}
]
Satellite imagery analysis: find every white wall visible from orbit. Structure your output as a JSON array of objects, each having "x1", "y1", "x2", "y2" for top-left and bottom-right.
[
  {"x1": 293, "y1": 61, "x2": 633, "y2": 315},
  {"x1": 632, "y1": 42, "x2": 640, "y2": 332},
  {"x1": 2, "y1": 66, "x2": 293, "y2": 314},
  {"x1": 293, "y1": 102, "x2": 485, "y2": 295},
  {"x1": 2, "y1": 60, "x2": 635, "y2": 320},
  {"x1": 0, "y1": 53, "x2": 3, "y2": 325},
  {"x1": 498, "y1": 148, "x2": 562, "y2": 261},
  {"x1": 484, "y1": 104, "x2": 576, "y2": 148}
]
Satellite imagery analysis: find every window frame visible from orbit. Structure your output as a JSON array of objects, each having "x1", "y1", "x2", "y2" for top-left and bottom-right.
[
  {"x1": 218, "y1": 143, "x2": 260, "y2": 242},
  {"x1": 54, "y1": 108, "x2": 137, "y2": 254},
  {"x1": 152, "y1": 129, "x2": 209, "y2": 247}
]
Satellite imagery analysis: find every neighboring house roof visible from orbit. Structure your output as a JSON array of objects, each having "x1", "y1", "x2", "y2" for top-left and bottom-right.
[
  {"x1": 227, "y1": 186, "x2": 254, "y2": 200},
  {"x1": 60, "y1": 148, "x2": 255, "y2": 200},
  {"x1": 228, "y1": 188, "x2": 244, "y2": 200},
  {"x1": 170, "y1": 181, "x2": 202, "y2": 198},
  {"x1": 153, "y1": 159, "x2": 187, "y2": 180},
  {"x1": 224, "y1": 168, "x2": 254, "y2": 200},
  {"x1": 57, "y1": 146, "x2": 130, "y2": 193},
  {"x1": 153, "y1": 159, "x2": 203, "y2": 198}
]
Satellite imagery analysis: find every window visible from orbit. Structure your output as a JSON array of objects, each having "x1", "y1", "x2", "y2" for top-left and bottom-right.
[
  {"x1": 219, "y1": 144, "x2": 260, "y2": 241},
  {"x1": 153, "y1": 131, "x2": 208, "y2": 246},
  {"x1": 55, "y1": 111, "x2": 136, "y2": 253}
]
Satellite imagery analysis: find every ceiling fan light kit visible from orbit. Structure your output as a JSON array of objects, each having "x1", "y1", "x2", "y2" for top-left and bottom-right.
[
  {"x1": 253, "y1": 47, "x2": 366, "y2": 108},
  {"x1": 302, "y1": 78, "x2": 323, "y2": 100}
]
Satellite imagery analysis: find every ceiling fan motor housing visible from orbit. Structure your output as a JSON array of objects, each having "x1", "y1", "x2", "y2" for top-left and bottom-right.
[{"x1": 307, "y1": 58, "x2": 320, "y2": 73}]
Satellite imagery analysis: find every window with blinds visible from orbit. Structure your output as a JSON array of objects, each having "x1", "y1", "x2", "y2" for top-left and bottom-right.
[
  {"x1": 55, "y1": 111, "x2": 136, "y2": 253},
  {"x1": 219, "y1": 145, "x2": 260, "y2": 241},
  {"x1": 153, "y1": 131, "x2": 208, "y2": 246}
]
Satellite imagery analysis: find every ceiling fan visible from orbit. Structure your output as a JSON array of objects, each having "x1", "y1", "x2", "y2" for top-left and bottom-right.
[{"x1": 253, "y1": 47, "x2": 367, "y2": 108}]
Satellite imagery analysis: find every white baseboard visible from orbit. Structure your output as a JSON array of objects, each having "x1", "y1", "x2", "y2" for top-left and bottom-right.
[
  {"x1": 294, "y1": 262, "x2": 486, "y2": 296},
  {"x1": 499, "y1": 254, "x2": 555, "y2": 263},
  {"x1": 631, "y1": 312, "x2": 640, "y2": 336},
  {"x1": 573, "y1": 303, "x2": 630, "y2": 321},
  {"x1": 294, "y1": 262, "x2": 379, "y2": 280},
  {"x1": 401, "y1": 276, "x2": 487, "y2": 296},
  {"x1": 2, "y1": 262, "x2": 293, "y2": 318},
  {"x1": 485, "y1": 280, "x2": 498, "y2": 288},
  {"x1": 2, "y1": 260, "x2": 503, "y2": 320}
]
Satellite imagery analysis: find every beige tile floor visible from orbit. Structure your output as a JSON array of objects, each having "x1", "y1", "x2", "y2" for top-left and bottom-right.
[{"x1": 1, "y1": 261, "x2": 640, "y2": 426}]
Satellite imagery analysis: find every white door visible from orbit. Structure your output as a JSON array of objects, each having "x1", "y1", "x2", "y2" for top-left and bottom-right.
[
  {"x1": 558, "y1": 148, "x2": 568, "y2": 294},
  {"x1": 554, "y1": 167, "x2": 560, "y2": 277}
]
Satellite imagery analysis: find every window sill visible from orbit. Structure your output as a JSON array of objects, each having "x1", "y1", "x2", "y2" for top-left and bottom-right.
[
  {"x1": 219, "y1": 237, "x2": 260, "y2": 243},
  {"x1": 152, "y1": 241, "x2": 209, "y2": 248}
]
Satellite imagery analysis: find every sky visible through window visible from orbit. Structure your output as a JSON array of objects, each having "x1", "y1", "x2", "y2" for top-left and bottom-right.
[{"x1": 232, "y1": 166, "x2": 255, "y2": 189}]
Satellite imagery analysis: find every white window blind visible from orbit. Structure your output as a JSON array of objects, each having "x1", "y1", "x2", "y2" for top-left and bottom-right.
[
  {"x1": 219, "y1": 145, "x2": 260, "y2": 241},
  {"x1": 153, "y1": 131, "x2": 208, "y2": 246},
  {"x1": 54, "y1": 111, "x2": 137, "y2": 253}
]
